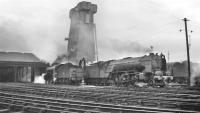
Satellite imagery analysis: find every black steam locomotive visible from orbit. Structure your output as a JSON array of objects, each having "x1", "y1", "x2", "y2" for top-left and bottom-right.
[{"x1": 51, "y1": 53, "x2": 169, "y2": 87}]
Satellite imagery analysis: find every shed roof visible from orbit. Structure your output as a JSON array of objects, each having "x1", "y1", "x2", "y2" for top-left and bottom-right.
[{"x1": 0, "y1": 52, "x2": 40, "y2": 62}]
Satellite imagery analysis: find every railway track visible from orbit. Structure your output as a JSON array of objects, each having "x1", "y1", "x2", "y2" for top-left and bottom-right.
[
  {"x1": 3, "y1": 83, "x2": 200, "y2": 99},
  {"x1": 0, "y1": 83, "x2": 200, "y2": 113},
  {"x1": 0, "y1": 91, "x2": 196, "y2": 113},
  {"x1": 1, "y1": 83, "x2": 200, "y2": 109}
]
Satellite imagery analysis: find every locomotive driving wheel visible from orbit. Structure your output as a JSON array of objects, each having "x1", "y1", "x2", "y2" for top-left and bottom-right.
[{"x1": 148, "y1": 79, "x2": 154, "y2": 86}]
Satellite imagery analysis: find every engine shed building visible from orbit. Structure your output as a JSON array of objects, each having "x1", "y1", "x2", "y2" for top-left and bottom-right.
[{"x1": 0, "y1": 52, "x2": 47, "y2": 82}]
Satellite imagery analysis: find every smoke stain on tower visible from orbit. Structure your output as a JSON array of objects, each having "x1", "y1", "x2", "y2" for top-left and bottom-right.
[{"x1": 67, "y1": 1, "x2": 97, "y2": 64}]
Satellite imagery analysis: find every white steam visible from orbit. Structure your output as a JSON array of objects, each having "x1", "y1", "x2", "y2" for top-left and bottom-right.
[
  {"x1": 34, "y1": 74, "x2": 45, "y2": 84},
  {"x1": 191, "y1": 64, "x2": 200, "y2": 86}
]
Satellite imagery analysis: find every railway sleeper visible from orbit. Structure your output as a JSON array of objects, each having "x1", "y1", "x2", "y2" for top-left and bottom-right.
[
  {"x1": 0, "y1": 109, "x2": 9, "y2": 113},
  {"x1": 0, "y1": 96, "x2": 110, "y2": 113},
  {"x1": 0, "y1": 86, "x2": 200, "y2": 112},
  {"x1": 0, "y1": 102, "x2": 24, "y2": 113},
  {"x1": 0, "y1": 95, "x2": 162, "y2": 113},
  {"x1": 179, "y1": 103, "x2": 200, "y2": 111}
]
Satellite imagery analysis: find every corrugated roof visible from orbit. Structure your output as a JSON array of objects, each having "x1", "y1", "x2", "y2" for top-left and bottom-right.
[{"x1": 0, "y1": 52, "x2": 40, "y2": 62}]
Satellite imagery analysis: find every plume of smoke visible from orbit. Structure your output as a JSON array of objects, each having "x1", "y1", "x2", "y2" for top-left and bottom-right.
[
  {"x1": 0, "y1": 17, "x2": 67, "y2": 64},
  {"x1": 99, "y1": 38, "x2": 152, "y2": 54},
  {"x1": 191, "y1": 63, "x2": 200, "y2": 86},
  {"x1": 0, "y1": 20, "x2": 30, "y2": 52}
]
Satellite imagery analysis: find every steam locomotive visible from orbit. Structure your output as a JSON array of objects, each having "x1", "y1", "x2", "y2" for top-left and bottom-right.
[{"x1": 51, "y1": 53, "x2": 172, "y2": 87}]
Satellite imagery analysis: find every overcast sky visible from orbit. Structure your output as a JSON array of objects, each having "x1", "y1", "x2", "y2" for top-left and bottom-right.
[{"x1": 0, "y1": 0, "x2": 200, "y2": 63}]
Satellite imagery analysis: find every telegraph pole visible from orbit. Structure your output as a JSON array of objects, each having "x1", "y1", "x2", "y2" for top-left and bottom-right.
[{"x1": 183, "y1": 18, "x2": 191, "y2": 86}]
